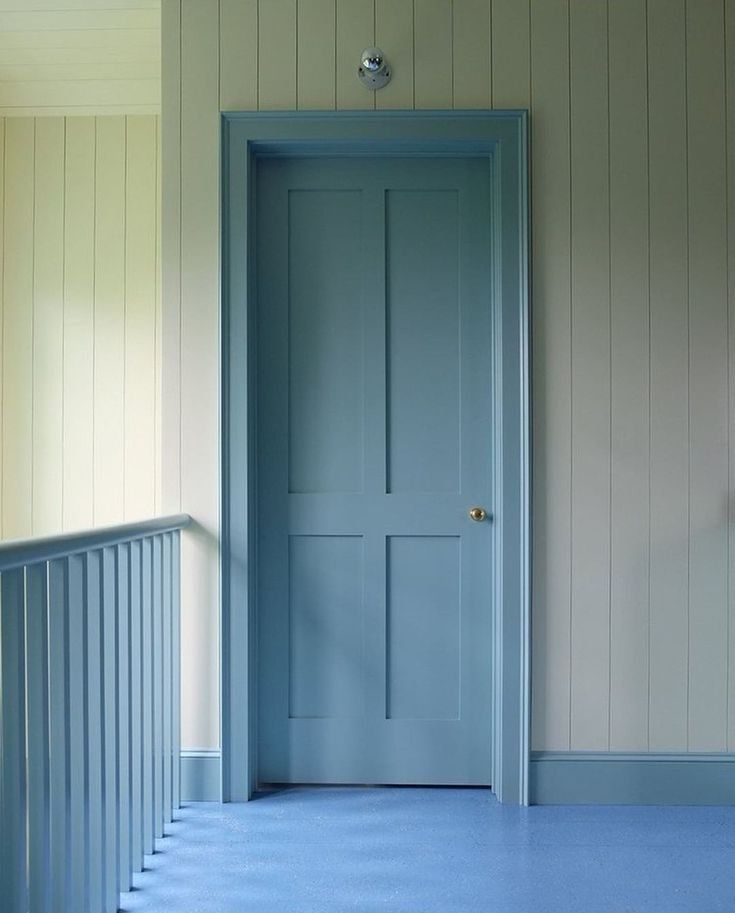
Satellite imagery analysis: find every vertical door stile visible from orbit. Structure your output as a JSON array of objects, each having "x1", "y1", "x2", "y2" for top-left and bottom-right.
[
  {"x1": 101, "y1": 547, "x2": 118, "y2": 913},
  {"x1": 25, "y1": 562, "x2": 52, "y2": 913},
  {"x1": 0, "y1": 569, "x2": 28, "y2": 913},
  {"x1": 66, "y1": 554, "x2": 87, "y2": 913},
  {"x1": 116, "y1": 542, "x2": 132, "y2": 891},
  {"x1": 48, "y1": 558, "x2": 70, "y2": 913},
  {"x1": 129, "y1": 539, "x2": 144, "y2": 871},
  {"x1": 172, "y1": 530, "x2": 181, "y2": 810},
  {"x1": 363, "y1": 178, "x2": 389, "y2": 723},
  {"x1": 152, "y1": 534, "x2": 164, "y2": 838},
  {"x1": 162, "y1": 533, "x2": 173, "y2": 823},
  {"x1": 85, "y1": 550, "x2": 104, "y2": 913},
  {"x1": 141, "y1": 537, "x2": 154, "y2": 855}
]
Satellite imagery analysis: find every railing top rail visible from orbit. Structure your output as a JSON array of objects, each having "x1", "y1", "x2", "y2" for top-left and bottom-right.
[{"x1": 0, "y1": 514, "x2": 191, "y2": 572}]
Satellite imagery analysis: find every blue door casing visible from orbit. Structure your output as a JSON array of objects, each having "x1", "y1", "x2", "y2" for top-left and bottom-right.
[{"x1": 221, "y1": 110, "x2": 529, "y2": 804}]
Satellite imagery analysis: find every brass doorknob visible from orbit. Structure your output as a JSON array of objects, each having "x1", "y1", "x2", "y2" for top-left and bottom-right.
[{"x1": 468, "y1": 506, "x2": 487, "y2": 522}]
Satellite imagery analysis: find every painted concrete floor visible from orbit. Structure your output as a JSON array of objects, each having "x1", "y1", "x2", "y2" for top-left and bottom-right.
[{"x1": 119, "y1": 787, "x2": 735, "y2": 913}]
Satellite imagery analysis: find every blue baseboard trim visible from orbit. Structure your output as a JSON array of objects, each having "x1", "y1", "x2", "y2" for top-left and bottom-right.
[
  {"x1": 530, "y1": 751, "x2": 735, "y2": 805},
  {"x1": 181, "y1": 750, "x2": 221, "y2": 801}
]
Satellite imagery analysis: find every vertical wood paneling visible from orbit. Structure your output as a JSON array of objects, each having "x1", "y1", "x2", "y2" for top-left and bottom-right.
[
  {"x1": 569, "y1": 0, "x2": 611, "y2": 750},
  {"x1": 452, "y1": 0, "x2": 490, "y2": 109},
  {"x1": 94, "y1": 116, "x2": 126, "y2": 526},
  {"x1": 155, "y1": 69, "x2": 163, "y2": 519},
  {"x1": 125, "y1": 115, "x2": 157, "y2": 520},
  {"x1": 608, "y1": 0, "x2": 650, "y2": 751},
  {"x1": 375, "y1": 0, "x2": 413, "y2": 109},
  {"x1": 1, "y1": 114, "x2": 161, "y2": 540},
  {"x1": 647, "y1": 0, "x2": 690, "y2": 751},
  {"x1": 161, "y1": 0, "x2": 182, "y2": 517},
  {"x1": 63, "y1": 117, "x2": 95, "y2": 531},
  {"x1": 728, "y1": 0, "x2": 735, "y2": 752},
  {"x1": 491, "y1": 0, "x2": 530, "y2": 108},
  {"x1": 297, "y1": 0, "x2": 336, "y2": 110},
  {"x1": 180, "y1": 0, "x2": 221, "y2": 750},
  {"x1": 336, "y1": 0, "x2": 374, "y2": 110},
  {"x1": 162, "y1": 0, "x2": 735, "y2": 754},
  {"x1": 529, "y1": 0, "x2": 571, "y2": 751},
  {"x1": 258, "y1": 0, "x2": 296, "y2": 109},
  {"x1": 32, "y1": 117, "x2": 64, "y2": 535},
  {"x1": 414, "y1": 0, "x2": 452, "y2": 108},
  {"x1": 0, "y1": 118, "x2": 4, "y2": 537},
  {"x1": 685, "y1": 0, "x2": 728, "y2": 751},
  {"x1": 2, "y1": 118, "x2": 34, "y2": 540},
  {"x1": 220, "y1": 0, "x2": 257, "y2": 111}
]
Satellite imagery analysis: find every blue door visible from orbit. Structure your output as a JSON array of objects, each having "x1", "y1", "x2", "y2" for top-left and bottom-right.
[{"x1": 257, "y1": 156, "x2": 493, "y2": 785}]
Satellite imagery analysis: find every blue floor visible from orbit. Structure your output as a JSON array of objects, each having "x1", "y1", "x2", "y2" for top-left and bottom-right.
[{"x1": 119, "y1": 787, "x2": 735, "y2": 913}]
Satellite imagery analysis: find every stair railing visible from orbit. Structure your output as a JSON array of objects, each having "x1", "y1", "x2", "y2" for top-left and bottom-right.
[{"x1": 0, "y1": 514, "x2": 190, "y2": 913}]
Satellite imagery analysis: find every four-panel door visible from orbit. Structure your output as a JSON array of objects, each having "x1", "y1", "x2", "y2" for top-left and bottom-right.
[{"x1": 257, "y1": 156, "x2": 494, "y2": 785}]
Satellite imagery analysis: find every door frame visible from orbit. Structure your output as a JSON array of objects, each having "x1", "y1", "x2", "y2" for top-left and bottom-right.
[{"x1": 221, "y1": 110, "x2": 530, "y2": 804}]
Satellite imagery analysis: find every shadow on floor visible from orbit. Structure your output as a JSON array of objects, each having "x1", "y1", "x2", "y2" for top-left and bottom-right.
[{"x1": 119, "y1": 787, "x2": 735, "y2": 913}]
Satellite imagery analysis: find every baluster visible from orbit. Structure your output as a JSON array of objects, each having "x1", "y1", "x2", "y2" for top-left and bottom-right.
[
  {"x1": 85, "y1": 550, "x2": 104, "y2": 913},
  {"x1": 141, "y1": 537, "x2": 154, "y2": 855},
  {"x1": 129, "y1": 539, "x2": 144, "y2": 871},
  {"x1": 162, "y1": 533, "x2": 173, "y2": 824},
  {"x1": 152, "y1": 535, "x2": 164, "y2": 839},
  {"x1": 0, "y1": 569, "x2": 28, "y2": 913},
  {"x1": 101, "y1": 548, "x2": 118, "y2": 913},
  {"x1": 26, "y1": 563, "x2": 51, "y2": 913},
  {"x1": 116, "y1": 543, "x2": 132, "y2": 891},
  {"x1": 67, "y1": 554, "x2": 87, "y2": 913},
  {"x1": 172, "y1": 530, "x2": 181, "y2": 810},
  {"x1": 48, "y1": 559, "x2": 70, "y2": 913}
]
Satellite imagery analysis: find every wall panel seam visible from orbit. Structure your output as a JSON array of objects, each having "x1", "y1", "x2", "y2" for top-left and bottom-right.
[
  {"x1": 605, "y1": 0, "x2": 612, "y2": 752},
  {"x1": 684, "y1": 0, "x2": 692, "y2": 752},
  {"x1": 725, "y1": 0, "x2": 731, "y2": 752},
  {"x1": 566, "y1": 0, "x2": 573, "y2": 752},
  {"x1": 30, "y1": 117, "x2": 36, "y2": 536}
]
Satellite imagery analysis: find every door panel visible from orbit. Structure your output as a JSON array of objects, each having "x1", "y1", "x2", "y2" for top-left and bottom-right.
[
  {"x1": 386, "y1": 535, "x2": 461, "y2": 721},
  {"x1": 288, "y1": 535, "x2": 365, "y2": 720},
  {"x1": 386, "y1": 189, "x2": 461, "y2": 494},
  {"x1": 288, "y1": 190, "x2": 365, "y2": 494},
  {"x1": 257, "y1": 156, "x2": 493, "y2": 785}
]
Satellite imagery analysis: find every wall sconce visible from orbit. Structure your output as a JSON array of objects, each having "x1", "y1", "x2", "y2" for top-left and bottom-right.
[{"x1": 358, "y1": 47, "x2": 391, "y2": 90}]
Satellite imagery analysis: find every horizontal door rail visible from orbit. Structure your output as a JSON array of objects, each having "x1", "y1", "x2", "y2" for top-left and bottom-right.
[
  {"x1": 0, "y1": 513, "x2": 191, "y2": 572},
  {"x1": 0, "y1": 515, "x2": 190, "y2": 913}
]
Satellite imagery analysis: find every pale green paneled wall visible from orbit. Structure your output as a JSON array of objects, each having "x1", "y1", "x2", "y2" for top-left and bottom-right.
[
  {"x1": 0, "y1": 2, "x2": 161, "y2": 117},
  {"x1": 1, "y1": 115, "x2": 161, "y2": 540},
  {"x1": 164, "y1": 0, "x2": 735, "y2": 754}
]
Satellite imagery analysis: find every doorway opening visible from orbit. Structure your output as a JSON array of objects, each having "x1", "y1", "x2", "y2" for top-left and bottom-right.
[{"x1": 221, "y1": 111, "x2": 529, "y2": 804}]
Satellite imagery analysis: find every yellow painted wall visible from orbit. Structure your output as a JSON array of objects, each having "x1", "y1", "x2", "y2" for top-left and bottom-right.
[
  {"x1": 0, "y1": 114, "x2": 161, "y2": 540},
  {"x1": 164, "y1": 0, "x2": 735, "y2": 755}
]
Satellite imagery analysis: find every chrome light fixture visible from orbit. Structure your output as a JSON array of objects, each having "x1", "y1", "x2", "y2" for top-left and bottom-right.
[{"x1": 358, "y1": 47, "x2": 391, "y2": 90}]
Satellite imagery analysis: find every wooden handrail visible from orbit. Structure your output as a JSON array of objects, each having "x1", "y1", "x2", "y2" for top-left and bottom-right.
[{"x1": 0, "y1": 513, "x2": 191, "y2": 571}]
